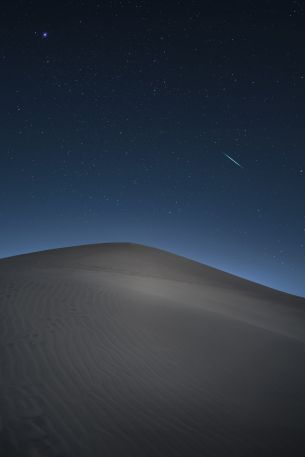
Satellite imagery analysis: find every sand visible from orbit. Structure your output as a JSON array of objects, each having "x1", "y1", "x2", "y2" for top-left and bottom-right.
[{"x1": 0, "y1": 242, "x2": 305, "y2": 456}]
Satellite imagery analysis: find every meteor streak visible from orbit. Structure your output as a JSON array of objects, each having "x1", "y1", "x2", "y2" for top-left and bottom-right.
[{"x1": 223, "y1": 153, "x2": 244, "y2": 168}]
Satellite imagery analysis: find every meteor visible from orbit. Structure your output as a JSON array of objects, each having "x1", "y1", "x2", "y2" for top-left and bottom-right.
[{"x1": 223, "y1": 153, "x2": 244, "y2": 169}]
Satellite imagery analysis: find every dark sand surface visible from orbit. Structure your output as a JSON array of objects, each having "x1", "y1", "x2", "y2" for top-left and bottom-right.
[{"x1": 0, "y1": 243, "x2": 305, "y2": 456}]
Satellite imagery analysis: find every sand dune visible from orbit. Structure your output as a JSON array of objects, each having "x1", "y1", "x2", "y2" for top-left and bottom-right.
[{"x1": 0, "y1": 242, "x2": 305, "y2": 456}]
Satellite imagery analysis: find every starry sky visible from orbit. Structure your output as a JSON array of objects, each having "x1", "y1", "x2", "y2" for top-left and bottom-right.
[{"x1": 1, "y1": 1, "x2": 305, "y2": 296}]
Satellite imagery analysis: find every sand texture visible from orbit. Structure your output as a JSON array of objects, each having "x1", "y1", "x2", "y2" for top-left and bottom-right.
[{"x1": 0, "y1": 243, "x2": 305, "y2": 456}]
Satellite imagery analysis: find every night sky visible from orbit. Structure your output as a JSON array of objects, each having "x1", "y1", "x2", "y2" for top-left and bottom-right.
[{"x1": 1, "y1": 1, "x2": 305, "y2": 296}]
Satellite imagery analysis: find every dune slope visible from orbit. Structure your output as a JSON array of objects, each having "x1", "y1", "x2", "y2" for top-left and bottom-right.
[{"x1": 0, "y1": 243, "x2": 305, "y2": 456}]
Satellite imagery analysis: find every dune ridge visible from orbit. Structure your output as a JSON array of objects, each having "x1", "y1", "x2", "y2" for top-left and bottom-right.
[{"x1": 0, "y1": 242, "x2": 305, "y2": 456}]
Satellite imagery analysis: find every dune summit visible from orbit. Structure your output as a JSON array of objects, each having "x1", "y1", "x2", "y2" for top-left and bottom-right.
[{"x1": 0, "y1": 242, "x2": 305, "y2": 457}]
